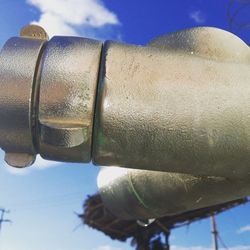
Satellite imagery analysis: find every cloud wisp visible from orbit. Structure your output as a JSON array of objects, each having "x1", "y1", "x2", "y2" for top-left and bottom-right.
[
  {"x1": 189, "y1": 10, "x2": 206, "y2": 24},
  {"x1": 26, "y1": 0, "x2": 120, "y2": 38},
  {"x1": 238, "y1": 225, "x2": 250, "y2": 234}
]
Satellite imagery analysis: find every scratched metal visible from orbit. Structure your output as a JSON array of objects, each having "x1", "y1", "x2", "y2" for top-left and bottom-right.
[
  {"x1": 20, "y1": 24, "x2": 49, "y2": 41},
  {"x1": 38, "y1": 36, "x2": 102, "y2": 162},
  {"x1": 0, "y1": 36, "x2": 46, "y2": 167},
  {"x1": 98, "y1": 167, "x2": 250, "y2": 219},
  {"x1": 93, "y1": 27, "x2": 250, "y2": 179},
  {"x1": 1, "y1": 26, "x2": 250, "y2": 175}
]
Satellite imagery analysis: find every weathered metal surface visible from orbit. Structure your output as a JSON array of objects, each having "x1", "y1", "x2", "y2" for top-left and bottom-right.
[
  {"x1": 149, "y1": 27, "x2": 250, "y2": 63},
  {"x1": 0, "y1": 36, "x2": 46, "y2": 167},
  {"x1": 98, "y1": 167, "x2": 250, "y2": 219},
  {"x1": 0, "y1": 26, "x2": 102, "y2": 166},
  {"x1": 0, "y1": 25, "x2": 250, "y2": 178},
  {"x1": 20, "y1": 24, "x2": 49, "y2": 41},
  {"x1": 38, "y1": 36, "x2": 102, "y2": 162},
  {"x1": 1, "y1": 25, "x2": 250, "y2": 220},
  {"x1": 93, "y1": 27, "x2": 250, "y2": 179}
]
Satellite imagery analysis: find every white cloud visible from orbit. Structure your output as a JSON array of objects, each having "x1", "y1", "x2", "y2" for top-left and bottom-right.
[
  {"x1": 4, "y1": 155, "x2": 62, "y2": 175},
  {"x1": 189, "y1": 10, "x2": 206, "y2": 24},
  {"x1": 33, "y1": 155, "x2": 63, "y2": 169},
  {"x1": 94, "y1": 246, "x2": 123, "y2": 250},
  {"x1": 238, "y1": 225, "x2": 250, "y2": 234},
  {"x1": 172, "y1": 246, "x2": 250, "y2": 250},
  {"x1": 26, "y1": 0, "x2": 120, "y2": 37}
]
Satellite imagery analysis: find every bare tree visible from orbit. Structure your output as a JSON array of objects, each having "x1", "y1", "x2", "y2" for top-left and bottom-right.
[{"x1": 227, "y1": 0, "x2": 250, "y2": 44}]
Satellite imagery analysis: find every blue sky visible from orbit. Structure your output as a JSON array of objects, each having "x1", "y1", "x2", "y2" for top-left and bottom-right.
[{"x1": 0, "y1": 0, "x2": 250, "y2": 250}]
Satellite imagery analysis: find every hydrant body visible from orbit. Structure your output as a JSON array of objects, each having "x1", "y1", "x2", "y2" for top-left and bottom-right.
[{"x1": 0, "y1": 25, "x2": 250, "y2": 219}]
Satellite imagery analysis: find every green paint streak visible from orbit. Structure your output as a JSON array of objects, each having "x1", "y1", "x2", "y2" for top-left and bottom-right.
[
  {"x1": 128, "y1": 173, "x2": 150, "y2": 209},
  {"x1": 98, "y1": 132, "x2": 107, "y2": 146}
]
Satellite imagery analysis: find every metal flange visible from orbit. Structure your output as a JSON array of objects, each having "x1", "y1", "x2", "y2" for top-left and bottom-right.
[
  {"x1": 38, "y1": 36, "x2": 102, "y2": 162},
  {"x1": 0, "y1": 25, "x2": 102, "y2": 166},
  {"x1": 0, "y1": 25, "x2": 48, "y2": 167}
]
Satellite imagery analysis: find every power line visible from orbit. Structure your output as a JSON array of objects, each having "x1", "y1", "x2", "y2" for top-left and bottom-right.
[
  {"x1": 210, "y1": 213, "x2": 230, "y2": 250},
  {"x1": 0, "y1": 209, "x2": 11, "y2": 235},
  {"x1": 218, "y1": 233, "x2": 229, "y2": 250}
]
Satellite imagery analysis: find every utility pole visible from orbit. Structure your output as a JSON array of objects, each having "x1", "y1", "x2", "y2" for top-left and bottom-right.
[
  {"x1": 210, "y1": 214, "x2": 219, "y2": 250},
  {"x1": 0, "y1": 209, "x2": 11, "y2": 234}
]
